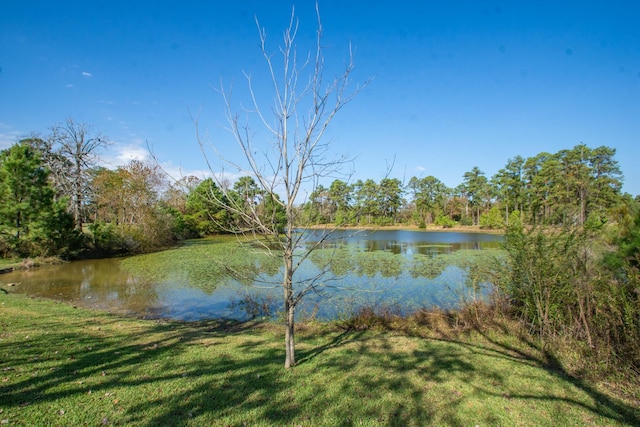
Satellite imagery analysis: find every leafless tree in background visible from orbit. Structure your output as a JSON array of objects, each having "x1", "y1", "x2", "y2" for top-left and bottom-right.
[{"x1": 49, "y1": 118, "x2": 107, "y2": 230}]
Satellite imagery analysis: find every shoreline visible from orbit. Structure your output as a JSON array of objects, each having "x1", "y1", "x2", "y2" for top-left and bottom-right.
[
  {"x1": 303, "y1": 223, "x2": 504, "y2": 234},
  {"x1": 0, "y1": 226, "x2": 503, "y2": 275}
]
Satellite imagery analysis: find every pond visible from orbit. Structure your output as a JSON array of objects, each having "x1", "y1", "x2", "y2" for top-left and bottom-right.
[{"x1": 1, "y1": 229, "x2": 504, "y2": 321}]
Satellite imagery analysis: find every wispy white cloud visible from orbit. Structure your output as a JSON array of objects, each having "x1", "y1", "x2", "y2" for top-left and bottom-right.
[
  {"x1": 66, "y1": 83, "x2": 74, "y2": 88},
  {"x1": 115, "y1": 142, "x2": 149, "y2": 164},
  {"x1": 415, "y1": 166, "x2": 426, "y2": 172},
  {"x1": 97, "y1": 138, "x2": 148, "y2": 169},
  {"x1": 157, "y1": 164, "x2": 261, "y2": 195},
  {"x1": 0, "y1": 123, "x2": 22, "y2": 149},
  {"x1": 158, "y1": 163, "x2": 214, "y2": 183},
  {"x1": 121, "y1": 146, "x2": 149, "y2": 162},
  {"x1": 0, "y1": 130, "x2": 21, "y2": 149},
  {"x1": 97, "y1": 140, "x2": 277, "y2": 199},
  {"x1": 97, "y1": 140, "x2": 217, "y2": 185},
  {"x1": 82, "y1": 71, "x2": 93, "y2": 77}
]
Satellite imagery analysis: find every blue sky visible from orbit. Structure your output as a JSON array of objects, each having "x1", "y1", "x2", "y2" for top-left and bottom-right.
[{"x1": 2, "y1": 1, "x2": 639, "y2": 196}]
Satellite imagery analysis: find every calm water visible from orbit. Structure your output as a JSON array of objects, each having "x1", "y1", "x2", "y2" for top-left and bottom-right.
[{"x1": 1, "y1": 230, "x2": 503, "y2": 321}]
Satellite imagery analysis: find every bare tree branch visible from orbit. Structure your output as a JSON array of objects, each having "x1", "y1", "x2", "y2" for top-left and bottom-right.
[{"x1": 195, "y1": 3, "x2": 369, "y2": 368}]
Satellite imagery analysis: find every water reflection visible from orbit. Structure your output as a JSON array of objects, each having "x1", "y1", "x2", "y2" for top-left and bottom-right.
[
  {"x1": 2, "y1": 259, "x2": 160, "y2": 316},
  {"x1": 303, "y1": 229, "x2": 501, "y2": 256},
  {"x1": 1, "y1": 230, "x2": 503, "y2": 321}
]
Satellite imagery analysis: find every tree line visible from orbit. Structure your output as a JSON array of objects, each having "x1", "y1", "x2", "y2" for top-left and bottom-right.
[
  {"x1": 0, "y1": 119, "x2": 289, "y2": 258},
  {"x1": 0, "y1": 119, "x2": 636, "y2": 260},
  {"x1": 303, "y1": 144, "x2": 632, "y2": 230}
]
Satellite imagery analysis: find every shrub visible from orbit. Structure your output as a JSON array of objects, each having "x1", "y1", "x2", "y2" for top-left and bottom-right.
[
  {"x1": 507, "y1": 210, "x2": 522, "y2": 228},
  {"x1": 479, "y1": 206, "x2": 505, "y2": 230},
  {"x1": 434, "y1": 214, "x2": 456, "y2": 228},
  {"x1": 337, "y1": 304, "x2": 403, "y2": 331},
  {"x1": 497, "y1": 222, "x2": 640, "y2": 372},
  {"x1": 88, "y1": 221, "x2": 129, "y2": 255},
  {"x1": 458, "y1": 215, "x2": 473, "y2": 226}
]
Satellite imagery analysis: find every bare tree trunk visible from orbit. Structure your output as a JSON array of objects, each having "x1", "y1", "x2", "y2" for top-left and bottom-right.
[
  {"x1": 505, "y1": 203, "x2": 509, "y2": 225},
  {"x1": 284, "y1": 287, "x2": 296, "y2": 368},
  {"x1": 74, "y1": 159, "x2": 83, "y2": 229},
  {"x1": 283, "y1": 224, "x2": 296, "y2": 368}
]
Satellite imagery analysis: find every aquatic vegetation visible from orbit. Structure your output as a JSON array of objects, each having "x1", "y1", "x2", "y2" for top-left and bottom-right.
[
  {"x1": 6, "y1": 231, "x2": 505, "y2": 321},
  {"x1": 117, "y1": 235, "x2": 506, "y2": 320},
  {"x1": 409, "y1": 249, "x2": 505, "y2": 281},
  {"x1": 119, "y1": 236, "x2": 280, "y2": 292}
]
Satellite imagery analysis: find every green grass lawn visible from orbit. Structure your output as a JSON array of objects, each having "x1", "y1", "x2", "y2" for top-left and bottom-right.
[{"x1": 1, "y1": 293, "x2": 638, "y2": 426}]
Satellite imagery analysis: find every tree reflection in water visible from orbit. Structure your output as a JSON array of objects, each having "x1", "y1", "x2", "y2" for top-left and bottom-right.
[{"x1": 2, "y1": 231, "x2": 503, "y2": 321}]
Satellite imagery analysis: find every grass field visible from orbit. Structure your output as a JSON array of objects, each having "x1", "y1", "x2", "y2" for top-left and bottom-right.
[{"x1": 1, "y1": 293, "x2": 638, "y2": 426}]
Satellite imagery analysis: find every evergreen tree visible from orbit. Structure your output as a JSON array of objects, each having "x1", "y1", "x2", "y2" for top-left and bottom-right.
[
  {"x1": 462, "y1": 166, "x2": 489, "y2": 225},
  {"x1": 185, "y1": 178, "x2": 230, "y2": 236},
  {"x1": 0, "y1": 143, "x2": 79, "y2": 257}
]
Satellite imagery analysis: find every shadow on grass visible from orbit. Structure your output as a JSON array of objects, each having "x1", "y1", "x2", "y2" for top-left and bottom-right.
[
  {"x1": 2, "y1": 312, "x2": 639, "y2": 426},
  {"x1": 0, "y1": 316, "x2": 257, "y2": 424},
  {"x1": 470, "y1": 322, "x2": 640, "y2": 425},
  {"x1": 294, "y1": 320, "x2": 640, "y2": 426}
]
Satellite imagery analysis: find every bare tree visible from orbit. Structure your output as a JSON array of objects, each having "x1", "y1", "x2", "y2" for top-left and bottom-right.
[
  {"x1": 49, "y1": 118, "x2": 108, "y2": 230},
  {"x1": 198, "y1": 4, "x2": 367, "y2": 368}
]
